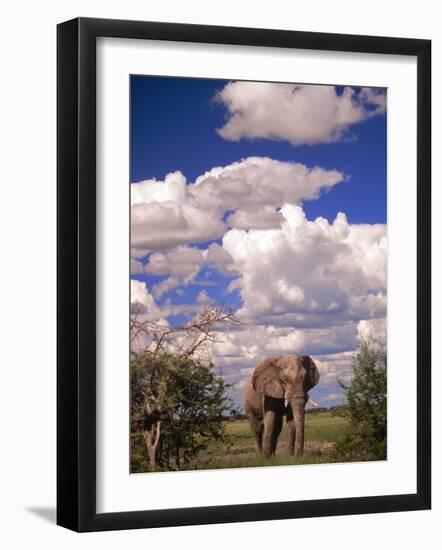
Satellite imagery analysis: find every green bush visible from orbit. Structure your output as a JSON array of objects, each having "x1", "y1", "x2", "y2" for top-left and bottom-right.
[
  {"x1": 131, "y1": 352, "x2": 237, "y2": 472},
  {"x1": 333, "y1": 341, "x2": 387, "y2": 462}
]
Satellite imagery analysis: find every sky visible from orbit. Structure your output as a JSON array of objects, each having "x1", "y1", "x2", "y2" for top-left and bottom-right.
[{"x1": 130, "y1": 76, "x2": 387, "y2": 409}]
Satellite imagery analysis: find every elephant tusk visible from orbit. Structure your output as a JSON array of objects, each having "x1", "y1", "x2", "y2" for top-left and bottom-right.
[{"x1": 308, "y1": 398, "x2": 319, "y2": 408}]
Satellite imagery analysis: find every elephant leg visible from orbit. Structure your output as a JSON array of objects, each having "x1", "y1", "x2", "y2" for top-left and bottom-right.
[
  {"x1": 286, "y1": 403, "x2": 296, "y2": 455},
  {"x1": 263, "y1": 410, "x2": 277, "y2": 456},
  {"x1": 248, "y1": 416, "x2": 263, "y2": 453},
  {"x1": 287, "y1": 421, "x2": 296, "y2": 455},
  {"x1": 271, "y1": 413, "x2": 283, "y2": 454}
]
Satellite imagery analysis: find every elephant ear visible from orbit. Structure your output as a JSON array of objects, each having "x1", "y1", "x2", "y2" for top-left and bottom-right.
[
  {"x1": 301, "y1": 355, "x2": 320, "y2": 391},
  {"x1": 252, "y1": 358, "x2": 285, "y2": 399}
]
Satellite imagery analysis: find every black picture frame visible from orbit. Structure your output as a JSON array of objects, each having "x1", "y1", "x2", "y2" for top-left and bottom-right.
[{"x1": 57, "y1": 17, "x2": 431, "y2": 532}]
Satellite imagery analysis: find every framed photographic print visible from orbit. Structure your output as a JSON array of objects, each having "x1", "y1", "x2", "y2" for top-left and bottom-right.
[{"x1": 57, "y1": 17, "x2": 431, "y2": 532}]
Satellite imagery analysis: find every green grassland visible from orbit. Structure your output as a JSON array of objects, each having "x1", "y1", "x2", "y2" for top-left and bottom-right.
[{"x1": 131, "y1": 411, "x2": 350, "y2": 473}]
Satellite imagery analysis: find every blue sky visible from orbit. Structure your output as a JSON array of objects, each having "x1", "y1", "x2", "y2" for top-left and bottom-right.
[
  {"x1": 130, "y1": 76, "x2": 387, "y2": 409},
  {"x1": 131, "y1": 77, "x2": 386, "y2": 224}
]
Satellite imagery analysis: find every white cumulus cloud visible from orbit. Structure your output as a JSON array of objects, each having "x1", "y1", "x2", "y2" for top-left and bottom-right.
[
  {"x1": 357, "y1": 317, "x2": 387, "y2": 348},
  {"x1": 215, "y1": 82, "x2": 386, "y2": 145},
  {"x1": 193, "y1": 156, "x2": 345, "y2": 213},
  {"x1": 131, "y1": 157, "x2": 345, "y2": 252},
  {"x1": 131, "y1": 171, "x2": 224, "y2": 254},
  {"x1": 222, "y1": 204, "x2": 387, "y2": 327},
  {"x1": 131, "y1": 201, "x2": 224, "y2": 255},
  {"x1": 146, "y1": 246, "x2": 204, "y2": 278},
  {"x1": 227, "y1": 206, "x2": 284, "y2": 230},
  {"x1": 130, "y1": 279, "x2": 162, "y2": 318}
]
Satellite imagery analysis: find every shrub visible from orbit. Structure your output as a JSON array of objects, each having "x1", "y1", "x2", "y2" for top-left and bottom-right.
[
  {"x1": 131, "y1": 352, "x2": 237, "y2": 471},
  {"x1": 333, "y1": 341, "x2": 387, "y2": 461}
]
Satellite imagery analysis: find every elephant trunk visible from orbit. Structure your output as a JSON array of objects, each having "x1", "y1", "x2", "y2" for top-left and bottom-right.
[{"x1": 292, "y1": 394, "x2": 306, "y2": 456}]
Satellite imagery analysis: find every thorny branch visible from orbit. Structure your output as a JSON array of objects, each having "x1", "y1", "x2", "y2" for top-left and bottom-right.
[{"x1": 130, "y1": 305, "x2": 244, "y2": 359}]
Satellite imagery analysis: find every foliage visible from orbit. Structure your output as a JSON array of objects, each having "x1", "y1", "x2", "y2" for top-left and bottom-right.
[
  {"x1": 333, "y1": 341, "x2": 387, "y2": 461},
  {"x1": 305, "y1": 407, "x2": 329, "y2": 414},
  {"x1": 131, "y1": 351, "x2": 237, "y2": 471},
  {"x1": 130, "y1": 304, "x2": 242, "y2": 471},
  {"x1": 328, "y1": 404, "x2": 349, "y2": 415}
]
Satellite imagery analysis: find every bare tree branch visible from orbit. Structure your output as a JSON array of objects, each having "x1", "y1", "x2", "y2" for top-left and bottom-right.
[{"x1": 131, "y1": 305, "x2": 244, "y2": 359}]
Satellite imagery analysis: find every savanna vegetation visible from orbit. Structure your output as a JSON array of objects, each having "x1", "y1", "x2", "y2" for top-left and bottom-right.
[
  {"x1": 130, "y1": 305, "x2": 240, "y2": 472},
  {"x1": 131, "y1": 351, "x2": 237, "y2": 472},
  {"x1": 131, "y1": 410, "x2": 350, "y2": 472},
  {"x1": 130, "y1": 303, "x2": 387, "y2": 473},
  {"x1": 332, "y1": 341, "x2": 387, "y2": 461}
]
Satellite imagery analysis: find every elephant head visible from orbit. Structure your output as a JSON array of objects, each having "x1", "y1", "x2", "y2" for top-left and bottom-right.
[{"x1": 252, "y1": 355, "x2": 320, "y2": 455}]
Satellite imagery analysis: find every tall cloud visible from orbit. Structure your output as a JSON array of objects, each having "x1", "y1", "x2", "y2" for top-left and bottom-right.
[
  {"x1": 222, "y1": 204, "x2": 387, "y2": 327},
  {"x1": 215, "y1": 82, "x2": 386, "y2": 145}
]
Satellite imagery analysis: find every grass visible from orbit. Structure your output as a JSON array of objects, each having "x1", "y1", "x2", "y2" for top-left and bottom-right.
[{"x1": 131, "y1": 411, "x2": 350, "y2": 473}]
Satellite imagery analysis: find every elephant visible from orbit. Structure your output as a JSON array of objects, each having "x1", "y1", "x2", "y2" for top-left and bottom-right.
[{"x1": 244, "y1": 355, "x2": 320, "y2": 457}]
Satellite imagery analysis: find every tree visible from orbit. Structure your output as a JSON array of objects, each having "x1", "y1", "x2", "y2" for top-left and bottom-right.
[
  {"x1": 131, "y1": 352, "x2": 237, "y2": 471},
  {"x1": 333, "y1": 341, "x2": 387, "y2": 461},
  {"x1": 130, "y1": 305, "x2": 242, "y2": 471}
]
